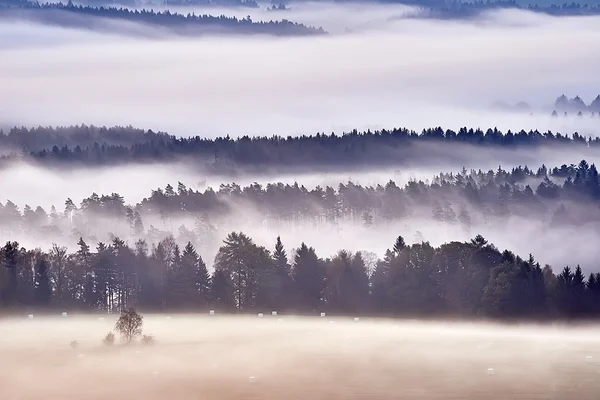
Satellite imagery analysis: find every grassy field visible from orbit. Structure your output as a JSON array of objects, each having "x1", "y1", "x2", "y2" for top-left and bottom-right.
[{"x1": 1, "y1": 315, "x2": 599, "y2": 399}]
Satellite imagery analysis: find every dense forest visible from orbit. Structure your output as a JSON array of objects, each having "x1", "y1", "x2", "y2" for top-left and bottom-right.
[
  {"x1": 1, "y1": 95, "x2": 598, "y2": 161},
  {"x1": 1, "y1": 158, "x2": 600, "y2": 256},
  {"x1": 1, "y1": 231, "x2": 599, "y2": 321},
  {"x1": 2, "y1": 124, "x2": 600, "y2": 170},
  {"x1": 430, "y1": 0, "x2": 600, "y2": 17},
  {"x1": 0, "y1": 1, "x2": 326, "y2": 36},
  {"x1": 163, "y1": 0, "x2": 260, "y2": 8}
]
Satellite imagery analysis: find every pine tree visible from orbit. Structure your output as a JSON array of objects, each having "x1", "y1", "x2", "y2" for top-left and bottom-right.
[
  {"x1": 34, "y1": 257, "x2": 52, "y2": 306},
  {"x1": 210, "y1": 269, "x2": 234, "y2": 311},
  {"x1": 393, "y1": 236, "x2": 406, "y2": 255},
  {"x1": 2, "y1": 241, "x2": 20, "y2": 306},
  {"x1": 273, "y1": 236, "x2": 292, "y2": 309},
  {"x1": 292, "y1": 243, "x2": 324, "y2": 313}
]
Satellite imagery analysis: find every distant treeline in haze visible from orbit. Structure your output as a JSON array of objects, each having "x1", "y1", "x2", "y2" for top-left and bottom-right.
[
  {"x1": 1, "y1": 232, "x2": 599, "y2": 320},
  {"x1": 428, "y1": 0, "x2": 600, "y2": 17},
  {"x1": 3, "y1": 124, "x2": 600, "y2": 170},
  {"x1": 1, "y1": 159, "x2": 600, "y2": 252},
  {"x1": 0, "y1": 1, "x2": 326, "y2": 36}
]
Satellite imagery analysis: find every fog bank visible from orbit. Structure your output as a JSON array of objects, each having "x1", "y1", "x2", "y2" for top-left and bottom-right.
[
  {"x1": 2, "y1": 315, "x2": 600, "y2": 399},
  {"x1": 1, "y1": 6, "x2": 600, "y2": 136}
]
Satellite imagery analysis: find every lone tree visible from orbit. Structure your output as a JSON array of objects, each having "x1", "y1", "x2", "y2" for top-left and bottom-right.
[{"x1": 115, "y1": 308, "x2": 143, "y2": 343}]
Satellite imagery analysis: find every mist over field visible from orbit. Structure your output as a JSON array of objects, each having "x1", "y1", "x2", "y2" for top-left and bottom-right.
[
  {"x1": 2, "y1": 315, "x2": 600, "y2": 399},
  {"x1": 1, "y1": 4, "x2": 600, "y2": 136},
  {"x1": 4, "y1": 3, "x2": 600, "y2": 397}
]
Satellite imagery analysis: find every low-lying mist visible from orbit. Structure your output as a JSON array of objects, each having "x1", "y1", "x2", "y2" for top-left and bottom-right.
[
  {"x1": 1, "y1": 4, "x2": 600, "y2": 136},
  {"x1": 3, "y1": 138, "x2": 600, "y2": 209},
  {"x1": 2, "y1": 315, "x2": 600, "y2": 399},
  {"x1": 4, "y1": 158, "x2": 600, "y2": 273}
]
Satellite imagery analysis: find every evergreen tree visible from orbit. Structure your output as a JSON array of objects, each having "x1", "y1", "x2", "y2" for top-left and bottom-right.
[
  {"x1": 210, "y1": 269, "x2": 234, "y2": 311},
  {"x1": 34, "y1": 258, "x2": 52, "y2": 306},
  {"x1": 272, "y1": 236, "x2": 292, "y2": 310},
  {"x1": 292, "y1": 243, "x2": 324, "y2": 313}
]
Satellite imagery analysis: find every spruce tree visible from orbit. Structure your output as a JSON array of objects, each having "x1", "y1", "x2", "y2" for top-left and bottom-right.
[{"x1": 34, "y1": 258, "x2": 52, "y2": 306}]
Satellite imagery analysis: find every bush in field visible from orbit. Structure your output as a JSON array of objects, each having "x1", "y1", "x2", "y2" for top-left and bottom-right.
[
  {"x1": 115, "y1": 308, "x2": 143, "y2": 343},
  {"x1": 70, "y1": 340, "x2": 79, "y2": 348},
  {"x1": 103, "y1": 332, "x2": 115, "y2": 346},
  {"x1": 141, "y1": 334, "x2": 155, "y2": 346}
]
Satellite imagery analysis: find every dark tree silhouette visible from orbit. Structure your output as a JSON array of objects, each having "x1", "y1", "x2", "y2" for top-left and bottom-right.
[{"x1": 115, "y1": 307, "x2": 143, "y2": 343}]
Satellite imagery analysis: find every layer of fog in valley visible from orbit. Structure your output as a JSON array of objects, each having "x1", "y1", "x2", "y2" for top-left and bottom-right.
[
  {"x1": 2, "y1": 315, "x2": 600, "y2": 399},
  {"x1": 5, "y1": 133, "x2": 600, "y2": 209},
  {"x1": 1, "y1": 4, "x2": 600, "y2": 136},
  {"x1": 4, "y1": 155, "x2": 600, "y2": 273}
]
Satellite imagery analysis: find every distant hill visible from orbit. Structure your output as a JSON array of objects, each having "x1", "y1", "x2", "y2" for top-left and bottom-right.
[{"x1": 0, "y1": 1, "x2": 327, "y2": 36}]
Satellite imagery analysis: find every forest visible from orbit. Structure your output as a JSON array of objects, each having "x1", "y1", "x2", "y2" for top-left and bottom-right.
[
  {"x1": 430, "y1": 0, "x2": 600, "y2": 17},
  {"x1": 1, "y1": 124, "x2": 599, "y2": 171},
  {"x1": 0, "y1": 1, "x2": 327, "y2": 36},
  {"x1": 2, "y1": 158, "x2": 600, "y2": 242},
  {"x1": 1, "y1": 230, "x2": 599, "y2": 321},
  {"x1": 2, "y1": 157, "x2": 600, "y2": 293}
]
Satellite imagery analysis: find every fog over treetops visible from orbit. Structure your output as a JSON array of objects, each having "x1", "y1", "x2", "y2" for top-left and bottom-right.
[
  {"x1": 3, "y1": 2, "x2": 600, "y2": 397},
  {"x1": 1, "y1": 2, "x2": 600, "y2": 136}
]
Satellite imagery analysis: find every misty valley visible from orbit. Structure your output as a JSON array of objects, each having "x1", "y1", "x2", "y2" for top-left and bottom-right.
[{"x1": 1, "y1": 0, "x2": 600, "y2": 399}]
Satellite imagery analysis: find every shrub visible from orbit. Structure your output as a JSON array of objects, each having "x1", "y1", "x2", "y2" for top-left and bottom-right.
[
  {"x1": 103, "y1": 332, "x2": 115, "y2": 346},
  {"x1": 70, "y1": 340, "x2": 79, "y2": 348},
  {"x1": 141, "y1": 334, "x2": 155, "y2": 345}
]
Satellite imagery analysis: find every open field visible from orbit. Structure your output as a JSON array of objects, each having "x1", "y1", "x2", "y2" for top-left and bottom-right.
[{"x1": 1, "y1": 315, "x2": 599, "y2": 399}]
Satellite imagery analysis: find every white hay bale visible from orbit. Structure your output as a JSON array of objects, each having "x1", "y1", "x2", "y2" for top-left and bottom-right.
[
  {"x1": 320, "y1": 312, "x2": 326, "y2": 317},
  {"x1": 354, "y1": 317, "x2": 360, "y2": 322},
  {"x1": 586, "y1": 356, "x2": 593, "y2": 362},
  {"x1": 248, "y1": 376, "x2": 257, "y2": 383},
  {"x1": 62, "y1": 312, "x2": 68, "y2": 317},
  {"x1": 209, "y1": 310, "x2": 215, "y2": 315},
  {"x1": 487, "y1": 368, "x2": 495, "y2": 376},
  {"x1": 272, "y1": 311, "x2": 277, "y2": 316},
  {"x1": 28, "y1": 314, "x2": 34, "y2": 319},
  {"x1": 257, "y1": 313, "x2": 264, "y2": 318}
]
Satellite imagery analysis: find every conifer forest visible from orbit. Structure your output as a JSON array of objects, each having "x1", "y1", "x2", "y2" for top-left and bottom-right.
[{"x1": 3, "y1": 1, "x2": 600, "y2": 399}]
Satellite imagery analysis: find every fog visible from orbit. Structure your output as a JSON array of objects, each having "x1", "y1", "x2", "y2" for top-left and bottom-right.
[
  {"x1": 3, "y1": 169, "x2": 600, "y2": 274},
  {"x1": 4, "y1": 134, "x2": 600, "y2": 272},
  {"x1": 1, "y1": 5, "x2": 600, "y2": 136},
  {"x1": 2, "y1": 315, "x2": 600, "y2": 399},
  {"x1": 3, "y1": 138, "x2": 600, "y2": 210}
]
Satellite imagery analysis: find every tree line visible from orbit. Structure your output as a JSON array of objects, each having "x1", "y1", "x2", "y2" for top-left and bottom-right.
[
  {"x1": 431, "y1": 0, "x2": 600, "y2": 18},
  {"x1": 0, "y1": 1, "x2": 326, "y2": 36},
  {"x1": 1, "y1": 232, "x2": 599, "y2": 320},
  {"x1": 2, "y1": 159, "x2": 600, "y2": 251},
  {"x1": 163, "y1": 0, "x2": 260, "y2": 8},
  {"x1": 2, "y1": 125, "x2": 600, "y2": 170}
]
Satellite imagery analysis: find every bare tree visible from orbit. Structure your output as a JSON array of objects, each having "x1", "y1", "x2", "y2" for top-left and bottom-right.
[{"x1": 115, "y1": 308, "x2": 143, "y2": 343}]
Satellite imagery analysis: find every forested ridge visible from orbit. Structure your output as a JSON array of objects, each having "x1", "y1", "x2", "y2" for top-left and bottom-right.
[
  {"x1": 2, "y1": 125, "x2": 600, "y2": 170},
  {"x1": 1, "y1": 159, "x2": 600, "y2": 258},
  {"x1": 0, "y1": 1, "x2": 327, "y2": 36},
  {"x1": 430, "y1": 0, "x2": 600, "y2": 17}
]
